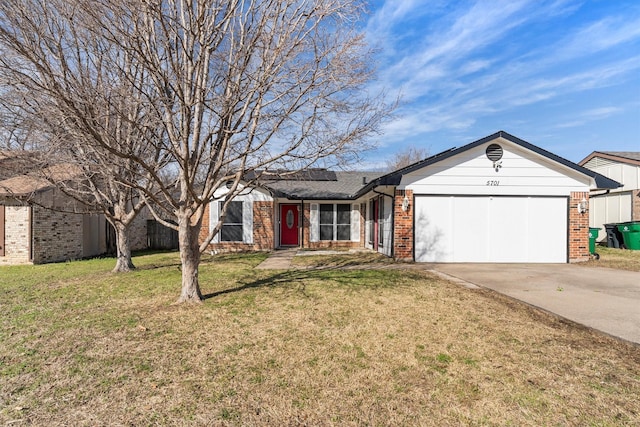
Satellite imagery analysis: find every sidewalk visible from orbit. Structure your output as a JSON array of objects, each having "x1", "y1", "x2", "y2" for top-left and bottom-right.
[{"x1": 254, "y1": 248, "x2": 297, "y2": 269}]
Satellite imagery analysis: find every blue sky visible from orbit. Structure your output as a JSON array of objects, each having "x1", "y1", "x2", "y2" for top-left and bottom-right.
[{"x1": 360, "y1": 0, "x2": 640, "y2": 169}]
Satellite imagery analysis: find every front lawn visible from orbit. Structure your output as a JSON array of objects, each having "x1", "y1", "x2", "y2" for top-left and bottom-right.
[
  {"x1": 1, "y1": 251, "x2": 639, "y2": 426},
  {"x1": 583, "y1": 246, "x2": 640, "y2": 271}
]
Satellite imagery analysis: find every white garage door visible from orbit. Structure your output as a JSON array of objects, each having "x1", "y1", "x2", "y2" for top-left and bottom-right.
[{"x1": 414, "y1": 196, "x2": 567, "y2": 263}]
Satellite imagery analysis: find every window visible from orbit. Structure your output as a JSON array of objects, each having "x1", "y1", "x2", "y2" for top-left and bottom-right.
[
  {"x1": 319, "y1": 203, "x2": 351, "y2": 241},
  {"x1": 319, "y1": 204, "x2": 333, "y2": 241},
  {"x1": 220, "y1": 201, "x2": 243, "y2": 242}
]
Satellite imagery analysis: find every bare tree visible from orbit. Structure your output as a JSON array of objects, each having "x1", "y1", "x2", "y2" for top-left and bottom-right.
[
  {"x1": 0, "y1": 90, "x2": 42, "y2": 151},
  {"x1": 0, "y1": 0, "x2": 390, "y2": 302},
  {"x1": 386, "y1": 146, "x2": 429, "y2": 171},
  {"x1": 0, "y1": 2, "x2": 167, "y2": 272}
]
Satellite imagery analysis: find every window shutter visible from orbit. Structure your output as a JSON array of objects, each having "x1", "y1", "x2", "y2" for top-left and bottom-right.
[
  {"x1": 310, "y1": 203, "x2": 319, "y2": 242},
  {"x1": 242, "y1": 201, "x2": 253, "y2": 244},
  {"x1": 210, "y1": 202, "x2": 220, "y2": 243},
  {"x1": 350, "y1": 203, "x2": 360, "y2": 242}
]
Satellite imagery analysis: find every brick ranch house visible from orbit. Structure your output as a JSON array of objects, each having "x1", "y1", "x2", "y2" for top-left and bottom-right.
[
  {"x1": 0, "y1": 153, "x2": 148, "y2": 265},
  {"x1": 202, "y1": 131, "x2": 620, "y2": 263}
]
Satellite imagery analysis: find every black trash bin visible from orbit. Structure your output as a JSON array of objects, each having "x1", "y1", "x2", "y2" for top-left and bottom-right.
[{"x1": 604, "y1": 223, "x2": 623, "y2": 248}]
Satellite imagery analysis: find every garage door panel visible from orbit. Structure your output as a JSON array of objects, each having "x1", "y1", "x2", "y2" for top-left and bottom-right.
[
  {"x1": 451, "y1": 198, "x2": 489, "y2": 262},
  {"x1": 415, "y1": 196, "x2": 567, "y2": 263},
  {"x1": 528, "y1": 198, "x2": 567, "y2": 262},
  {"x1": 489, "y1": 198, "x2": 529, "y2": 262},
  {"x1": 414, "y1": 197, "x2": 453, "y2": 262}
]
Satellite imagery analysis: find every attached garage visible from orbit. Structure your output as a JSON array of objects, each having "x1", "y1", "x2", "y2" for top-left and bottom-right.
[
  {"x1": 372, "y1": 131, "x2": 622, "y2": 263},
  {"x1": 414, "y1": 196, "x2": 567, "y2": 262}
]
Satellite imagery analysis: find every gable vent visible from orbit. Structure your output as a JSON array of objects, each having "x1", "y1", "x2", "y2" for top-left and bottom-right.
[{"x1": 486, "y1": 144, "x2": 503, "y2": 161}]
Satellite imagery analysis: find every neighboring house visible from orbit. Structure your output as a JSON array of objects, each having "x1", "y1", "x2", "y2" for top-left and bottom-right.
[
  {"x1": 0, "y1": 155, "x2": 148, "y2": 265},
  {"x1": 578, "y1": 152, "x2": 640, "y2": 243},
  {"x1": 202, "y1": 131, "x2": 620, "y2": 263}
]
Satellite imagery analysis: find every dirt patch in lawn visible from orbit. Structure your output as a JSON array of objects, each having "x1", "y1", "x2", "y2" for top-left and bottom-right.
[{"x1": 1, "y1": 252, "x2": 639, "y2": 426}]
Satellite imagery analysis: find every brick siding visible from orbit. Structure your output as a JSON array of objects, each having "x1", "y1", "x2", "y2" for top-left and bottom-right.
[
  {"x1": 30, "y1": 205, "x2": 84, "y2": 263},
  {"x1": 393, "y1": 189, "x2": 413, "y2": 261},
  {"x1": 1, "y1": 200, "x2": 149, "y2": 265},
  {"x1": 633, "y1": 190, "x2": 640, "y2": 221},
  {"x1": 203, "y1": 200, "x2": 275, "y2": 252},
  {"x1": 0, "y1": 205, "x2": 31, "y2": 265},
  {"x1": 569, "y1": 191, "x2": 590, "y2": 263},
  {"x1": 252, "y1": 201, "x2": 275, "y2": 249}
]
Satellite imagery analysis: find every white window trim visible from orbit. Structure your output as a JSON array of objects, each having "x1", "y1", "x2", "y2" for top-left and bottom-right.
[
  {"x1": 310, "y1": 204, "x2": 319, "y2": 242},
  {"x1": 210, "y1": 200, "x2": 253, "y2": 244},
  {"x1": 350, "y1": 203, "x2": 360, "y2": 242},
  {"x1": 317, "y1": 203, "x2": 356, "y2": 242}
]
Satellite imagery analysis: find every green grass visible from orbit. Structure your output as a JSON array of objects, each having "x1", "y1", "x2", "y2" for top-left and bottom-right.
[
  {"x1": 582, "y1": 245, "x2": 640, "y2": 271},
  {"x1": 1, "y1": 251, "x2": 639, "y2": 426}
]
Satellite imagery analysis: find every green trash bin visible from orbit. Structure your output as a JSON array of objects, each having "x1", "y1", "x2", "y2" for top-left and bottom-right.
[
  {"x1": 588, "y1": 227, "x2": 600, "y2": 256},
  {"x1": 617, "y1": 222, "x2": 640, "y2": 250}
]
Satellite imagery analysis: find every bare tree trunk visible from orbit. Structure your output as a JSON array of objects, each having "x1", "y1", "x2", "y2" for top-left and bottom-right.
[
  {"x1": 113, "y1": 222, "x2": 135, "y2": 273},
  {"x1": 177, "y1": 218, "x2": 203, "y2": 303},
  {"x1": 0, "y1": 0, "x2": 390, "y2": 304}
]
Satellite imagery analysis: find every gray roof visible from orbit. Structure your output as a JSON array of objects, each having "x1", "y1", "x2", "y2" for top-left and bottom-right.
[
  {"x1": 261, "y1": 171, "x2": 384, "y2": 200},
  {"x1": 579, "y1": 151, "x2": 640, "y2": 167},
  {"x1": 598, "y1": 152, "x2": 640, "y2": 162}
]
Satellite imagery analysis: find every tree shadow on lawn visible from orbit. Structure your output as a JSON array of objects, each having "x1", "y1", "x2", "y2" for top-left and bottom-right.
[
  {"x1": 202, "y1": 266, "x2": 408, "y2": 300},
  {"x1": 203, "y1": 269, "x2": 313, "y2": 300}
]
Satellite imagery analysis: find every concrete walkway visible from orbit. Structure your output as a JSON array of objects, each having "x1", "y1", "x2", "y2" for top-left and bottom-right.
[{"x1": 254, "y1": 248, "x2": 297, "y2": 269}]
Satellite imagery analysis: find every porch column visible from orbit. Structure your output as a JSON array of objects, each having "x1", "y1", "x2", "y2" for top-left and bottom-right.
[
  {"x1": 394, "y1": 189, "x2": 414, "y2": 261},
  {"x1": 569, "y1": 191, "x2": 590, "y2": 263}
]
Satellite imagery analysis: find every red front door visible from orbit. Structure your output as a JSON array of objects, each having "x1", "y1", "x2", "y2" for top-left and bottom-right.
[{"x1": 280, "y1": 204, "x2": 299, "y2": 246}]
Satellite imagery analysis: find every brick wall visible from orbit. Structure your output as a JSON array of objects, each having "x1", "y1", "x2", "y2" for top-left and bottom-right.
[
  {"x1": 203, "y1": 200, "x2": 275, "y2": 252},
  {"x1": 393, "y1": 190, "x2": 413, "y2": 261},
  {"x1": 198, "y1": 203, "x2": 210, "y2": 246},
  {"x1": 0, "y1": 204, "x2": 31, "y2": 265},
  {"x1": 32, "y1": 205, "x2": 84, "y2": 264},
  {"x1": 633, "y1": 190, "x2": 640, "y2": 221},
  {"x1": 569, "y1": 191, "x2": 590, "y2": 263},
  {"x1": 1, "y1": 200, "x2": 143, "y2": 265},
  {"x1": 252, "y1": 201, "x2": 275, "y2": 249}
]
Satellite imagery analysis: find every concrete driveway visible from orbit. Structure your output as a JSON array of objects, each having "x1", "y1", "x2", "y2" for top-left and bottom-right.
[{"x1": 430, "y1": 263, "x2": 640, "y2": 345}]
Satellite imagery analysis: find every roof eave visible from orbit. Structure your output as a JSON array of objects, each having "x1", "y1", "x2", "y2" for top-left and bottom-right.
[{"x1": 579, "y1": 151, "x2": 640, "y2": 168}]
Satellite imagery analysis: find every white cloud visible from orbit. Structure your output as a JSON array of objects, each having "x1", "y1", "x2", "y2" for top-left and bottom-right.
[
  {"x1": 555, "y1": 106, "x2": 624, "y2": 129},
  {"x1": 557, "y1": 15, "x2": 640, "y2": 58},
  {"x1": 366, "y1": 1, "x2": 640, "y2": 144}
]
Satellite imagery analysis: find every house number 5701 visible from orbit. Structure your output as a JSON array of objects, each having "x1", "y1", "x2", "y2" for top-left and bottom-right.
[{"x1": 486, "y1": 180, "x2": 500, "y2": 186}]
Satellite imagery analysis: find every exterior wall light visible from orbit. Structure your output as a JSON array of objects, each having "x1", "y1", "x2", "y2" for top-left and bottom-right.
[
  {"x1": 402, "y1": 196, "x2": 410, "y2": 212},
  {"x1": 578, "y1": 197, "x2": 588, "y2": 214}
]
